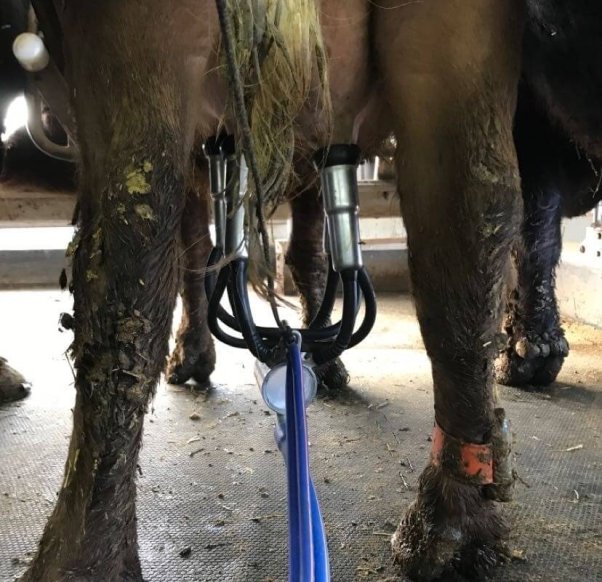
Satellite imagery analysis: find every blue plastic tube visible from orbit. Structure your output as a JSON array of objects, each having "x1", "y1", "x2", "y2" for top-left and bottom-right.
[
  {"x1": 285, "y1": 342, "x2": 314, "y2": 581},
  {"x1": 309, "y1": 478, "x2": 330, "y2": 581},
  {"x1": 273, "y1": 340, "x2": 330, "y2": 582}
]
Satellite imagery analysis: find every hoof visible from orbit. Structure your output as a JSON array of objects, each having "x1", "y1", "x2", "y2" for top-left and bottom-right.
[
  {"x1": 59, "y1": 312, "x2": 75, "y2": 331},
  {"x1": 0, "y1": 358, "x2": 31, "y2": 404},
  {"x1": 392, "y1": 467, "x2": 509, "y2": 581},
  {"x1": 166, "y1": 336, "x2": 216, "y2": 386},
  {"x1": 495, "y1": 329, "x2": 568, "y2": 387},
  {"x1": 315, "y1": 357, "x2": 350, "y2": 394},
  {"x1": 166, "y1": 351, "x2": 215, "y2": 386}
]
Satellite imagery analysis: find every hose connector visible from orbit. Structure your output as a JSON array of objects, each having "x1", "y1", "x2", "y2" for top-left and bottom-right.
[
  {"x1": 207, "y1": 136, "x2": 247, "y2": 259},
  {"x1": 255, "y1": 358, "x2": 318, "y2": 417},
  {"x1": 314, "y1": 145, "x2": 363, "y2": 272},
  {"x1": 226, "y1": 155, "x2": 248, "y2": 259}
]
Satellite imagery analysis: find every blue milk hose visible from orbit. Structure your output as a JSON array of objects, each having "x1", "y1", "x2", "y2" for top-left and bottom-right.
[{"x1": 273, "y1": 341, "x2": 330, "y2": 582}]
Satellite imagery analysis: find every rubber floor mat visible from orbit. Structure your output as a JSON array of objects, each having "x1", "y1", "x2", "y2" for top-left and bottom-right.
[{"x1": 0, "y1": 292, "x2": 599, "y2": 582}]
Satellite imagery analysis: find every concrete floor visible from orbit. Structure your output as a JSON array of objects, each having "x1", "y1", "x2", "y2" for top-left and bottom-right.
[{"x1": 0, "y1": 290, "x2": 600, "y2": 582}]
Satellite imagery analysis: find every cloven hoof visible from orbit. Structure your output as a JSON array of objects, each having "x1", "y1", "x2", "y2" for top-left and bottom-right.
[
  {"x1": 315, "y1": 357, "x2": 350, "y2": 394},
  {"x1": 392, "y1": 464, "x2": 510, "y2": 581},
  {"x1": 166, "y1": 336, "x2": 216, "y2": 386},
  {"x1": 392, "y1": 502, "x2": 510, "y2": 581},
  {"x1": 495, "y1": 327, "x2": 569, "y2": 387},
  {"x1": 0, "y1": 358, "x2": 31, "y2": 404}
]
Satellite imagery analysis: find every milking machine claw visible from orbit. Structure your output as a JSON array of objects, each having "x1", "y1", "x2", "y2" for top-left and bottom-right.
[{"x1": 204, "y1": 136, "x2": 377, "y2": 581}]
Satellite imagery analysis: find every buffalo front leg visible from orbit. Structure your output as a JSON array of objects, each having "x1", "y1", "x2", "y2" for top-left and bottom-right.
[
  {"x1": 285, "y1": 178, "x2": 349, "y2": 392},
  {"x1": 376, "y1": 1, "x2": 524, "y2": 579},
  {"x1": 495, "y1": 87, "x2": 602, "y2": 387},
  {"x1": 495, "y1": 186, "x2": 567, "y2": 387},
  {"x1": 167, "y1": 162, "x2": 216, "y2": 386}
]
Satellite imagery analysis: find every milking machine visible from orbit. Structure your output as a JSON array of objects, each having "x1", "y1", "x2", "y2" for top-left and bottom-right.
[
  {"x1": 203, "y1": 134, "x2": 377, "y2": 582},
  {"x1": 11, "y1": 10, "x2": 77, "y2": 161}
]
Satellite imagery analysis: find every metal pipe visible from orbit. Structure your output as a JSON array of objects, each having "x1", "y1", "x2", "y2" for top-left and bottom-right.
[
  {"x1": 14, "y1": 31, "x2": 78, "y2": 161},
  {"x1": 315, "y1": 145, "x2": 363, "y2": 272},
  {"x1": 24, "y1": 89, "x2": 77, "y2": 162},
  {"x1": 203, "y1": 136, "x2": 228, "y2": 252},
  {"x1": 225, "y1": 156, "x2": 248, "y2": 259}
]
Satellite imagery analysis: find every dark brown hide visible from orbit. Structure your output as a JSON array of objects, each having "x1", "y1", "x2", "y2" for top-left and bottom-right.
[
  {"x1": 20, "y1": 1, "x2": 527, "y2": 580},
  {"x1": 166, "y1": 156, "x2": 216, "y2": 386}
]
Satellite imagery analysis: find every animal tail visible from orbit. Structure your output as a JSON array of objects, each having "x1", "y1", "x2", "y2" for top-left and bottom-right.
[{"x1": 217, "y1": 0, "x2": 331, "y2": 297}]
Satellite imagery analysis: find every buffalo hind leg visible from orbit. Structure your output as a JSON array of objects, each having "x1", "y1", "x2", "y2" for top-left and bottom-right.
[
  {"x1": 167, "y1": 160, "x2": 216, "y2": 386},
  {"x1": 21, "y1": 146, "x2": 185, "y2": 582},
  {"x1": 376, "y1": 1, "x2": 524, "y2": 579},
  {"x1": 20, "y1": 10, "x2": 189, "y2": 580},
  {"x1": 285, "y1": 175, "x2": 349, "y2": 392}
]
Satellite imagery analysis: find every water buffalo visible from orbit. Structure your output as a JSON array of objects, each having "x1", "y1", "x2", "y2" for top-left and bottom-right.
[
  {"x1": 0, "y1": 1, "x2": 599, "y2": 581},
  {"x1": 11, "y1": 1, "x2": 524, "y2": 580}
]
